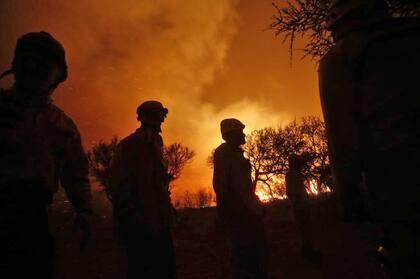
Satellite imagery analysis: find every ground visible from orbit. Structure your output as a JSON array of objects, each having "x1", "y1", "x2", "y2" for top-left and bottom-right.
[{"x1": 49, "y1": 190, "x2": 385, "y2": 279}]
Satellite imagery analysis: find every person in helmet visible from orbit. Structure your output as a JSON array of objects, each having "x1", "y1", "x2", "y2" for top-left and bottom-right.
[
  {"x1": 109, "y1": 100, "x2": 176, "y2": 279},
  {"x1": 285, "y1": 154, "x2": 321, "y2": 262},
  {"x1": 0, "y1": 31, "x2": 92, "y2": 278},
  {"x1": 212, "y1": 118, "x2": 268, "y2": 279}
]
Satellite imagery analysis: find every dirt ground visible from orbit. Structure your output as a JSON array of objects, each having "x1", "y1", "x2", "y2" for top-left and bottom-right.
[{"x1": 49, "y1": 190, "x2": 386, "y2": 279}]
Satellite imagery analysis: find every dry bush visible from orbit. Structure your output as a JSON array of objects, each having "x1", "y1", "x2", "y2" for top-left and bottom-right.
[{"x1": 176, "y1": 188, "x2": 215, "y2": 209}]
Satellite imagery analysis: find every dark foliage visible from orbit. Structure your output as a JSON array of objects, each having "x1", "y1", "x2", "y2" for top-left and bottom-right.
[
  {"x1": 271, "y1": 0, "x2": 420, "y2": 61},
  {"x1": 88, "y1": 138, "x2": 195, "y2": 200}
]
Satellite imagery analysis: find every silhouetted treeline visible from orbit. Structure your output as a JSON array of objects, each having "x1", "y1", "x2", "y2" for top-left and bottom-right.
[
  {"x1": 209, "y1": 116, "x2": 331, "y2": 200},
  {"x1": 87, "y1": 138, "x2": 195, "y2": 202}
]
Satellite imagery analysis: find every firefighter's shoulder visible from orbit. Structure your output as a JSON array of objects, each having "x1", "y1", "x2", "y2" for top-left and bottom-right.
[
  {"x1": 115, "y1": 131, "x2": 146, "y2": 156},
  {"x1": 214, "y1": 143, "x2": 233, "y2": 160},
  {"x1": 42, "y1": 104, "x2": 82, "y2": 139}
]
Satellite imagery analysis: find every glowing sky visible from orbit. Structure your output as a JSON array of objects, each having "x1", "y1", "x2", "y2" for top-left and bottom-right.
[{"x1": 0, "y1": 0, "x2": 322, "y2": 196}]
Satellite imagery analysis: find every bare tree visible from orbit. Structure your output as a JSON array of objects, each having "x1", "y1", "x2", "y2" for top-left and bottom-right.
[
  {"x1": 244, "y1": 128, "x2": 285, "y2": 198},
  {"x1": 88, "y1": 139, "x2": 195, "y2": 201},
  {"x1": 176, "y1": 188, "x2": 215, "y2": 208},
  {"x1": 271, "y1": 0, "x2": 420, "y2": 61},
  {"x1": 207, "y1": 149, "x2": 216, "y2": 168},
  {"x1": 206, "y1": 129, "x2": 285, "y2": 198},
  {"x1": 180, "y1": 190, "x2": 195, "y2": 208},
  {"x1": 206, "y1": 117, "x2": 330, "y2": 200},
  {"x1": 194, "y1": 188, "x2": 214, "y2": 208},
  {"x1": 246, "y1": 117, "x2": 330, "y2": 197},
  {"x1": 299, "y1": 116, "x2": 330, "y2": 192},
  {"x1": 271, "y1": 117, "x2": 331, "y2": 194},
  {"x1": 271, "y1": 0, "x2": 333, "y2": 61},
  {"x1": 87, "y1": 136, "x2": 119, "y2": 202},
  {"x1": 163, "y1": 143, "x2": 195, "y2": 190},
  {"x1": 207, "y1": 118, "x2": 330, "y2": 197},
  {"x1": 276, "y1": 119, "x2": 307, "y2": 159}
]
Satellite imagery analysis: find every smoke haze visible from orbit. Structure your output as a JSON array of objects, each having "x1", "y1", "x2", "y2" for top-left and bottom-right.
[{"x1": 0, "y1": 0, "x2": 321, "y2": 195}]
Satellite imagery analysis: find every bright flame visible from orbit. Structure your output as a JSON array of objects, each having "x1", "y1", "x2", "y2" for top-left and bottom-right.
[
  {"x1": 307, "y1": 179, "x2": 332, "y2": 195},
  {"x1": 256, "y1": 178, "x2": 333, "y2": 202},
  {"x1": 255, "y1": 189, "x2": 272, "y2": 203},
  {"x1": 308, "y1": 180, "x2": 319, "y2": 195},
  {"x1": 255, "y1": 186, "x2": 287, "y2": 203}
]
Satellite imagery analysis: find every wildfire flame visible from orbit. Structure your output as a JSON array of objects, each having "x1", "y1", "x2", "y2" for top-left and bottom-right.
[
  {"x1": 308, "y1": 180, "x2": 319, "y2": 195},
  {"x1": 255, "y1": 179, "x2": 332, "y2": 203},
  {"x1": 307, "y1": 179, "x2": 332, "y2": 195},
  {"x1": 255, "y1": 188, "x2": 286, "y2": 203}
]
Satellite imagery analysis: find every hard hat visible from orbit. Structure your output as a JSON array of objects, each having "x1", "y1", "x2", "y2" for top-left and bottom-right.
[
  {"x1": 12, "y1": 31, "x2": 68, "y2": 84},
  {"x1": 136, "y1": 100, "x2": 168, "y2": 117},
  {"x1": 220, "y1": 118, "x2": 245, "y2": 136}
]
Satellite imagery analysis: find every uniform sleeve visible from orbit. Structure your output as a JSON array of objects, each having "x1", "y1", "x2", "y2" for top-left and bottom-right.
[
  {"x1": 212, "y1": 149, "x2": 231, "y2": 200},
  {"x1": 109, "y1": 141, "x2": 137, "y2": 218},
  {"x1": 59, "y1": 121, "x2": 92, "y2": 215}
]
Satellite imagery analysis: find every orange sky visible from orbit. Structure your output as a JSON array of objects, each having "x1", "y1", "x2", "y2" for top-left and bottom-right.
[{"x1": 0, "y1": 0, "x2": 322, "y2": 196}]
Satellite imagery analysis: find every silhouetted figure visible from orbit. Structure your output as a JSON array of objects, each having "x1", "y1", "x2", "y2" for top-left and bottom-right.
[
  {"x1": 0, "y1": 32, "x2": 92, "y2": 278},
  {"x1": 320, "y1": 0, "x2": 420, "y2": 277},
  {"x1": 109, "y1": 101, "x2": 176, "y2": 279},
  {"x1": 285, "y1": 154, "x2": 320, "y2": 262},
  {"x1": 213, "y1": 119, "x2": 268, "y2": 279}
]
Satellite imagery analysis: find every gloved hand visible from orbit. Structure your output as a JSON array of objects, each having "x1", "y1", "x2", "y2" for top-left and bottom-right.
[{"x1": 73, "y1": 212, "x2": 93, "y2": 252}]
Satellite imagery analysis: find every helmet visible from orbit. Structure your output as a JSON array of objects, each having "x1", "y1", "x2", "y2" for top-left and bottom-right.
[
  {"x1": 12, "y1": 31, "x2": 68, "y2": 85},
  {"x1": 220, "y1": 118, "x2": 245, "y2": 137},
  {"x1": 136, "y1": 100, "x2": 168, "y2": 120},
  {"x1": 326, "y1": 0, "x2": 384, "y2": 30}
]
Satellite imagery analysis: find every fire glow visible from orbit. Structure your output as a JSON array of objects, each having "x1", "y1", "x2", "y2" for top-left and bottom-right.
[
  {"x1": 255, "y1": 188, "x2": 287, "y2": 203},
  {"x1": 0, "y1": 1, "x2": 322, "y2": 197},
  {"x1": 255, "y1": 179, "x2": 332, "y2": 203}
]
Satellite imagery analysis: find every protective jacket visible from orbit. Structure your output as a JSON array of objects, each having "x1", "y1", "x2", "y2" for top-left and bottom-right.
[
  {"x1": 212, "y1": 143, "x2": 262, "y2": 223},
  {"x1": 110, "y1": 126, "x2": 172, "y2": 235},
  {"x1": 0, "y1": 88, "x2": 92, "y2": 213}
]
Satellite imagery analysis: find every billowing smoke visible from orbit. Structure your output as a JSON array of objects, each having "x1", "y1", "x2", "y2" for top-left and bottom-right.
[{"x1": 0, "y1": 1, "x2": 316, "y2": 194}]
